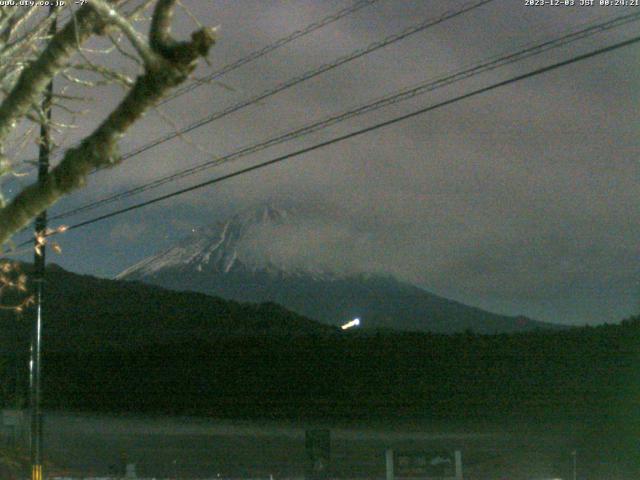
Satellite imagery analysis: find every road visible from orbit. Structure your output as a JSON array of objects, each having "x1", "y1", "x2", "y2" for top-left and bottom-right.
[{"x1": 24, "y1": 411, "x2": 573, "y2": 479}]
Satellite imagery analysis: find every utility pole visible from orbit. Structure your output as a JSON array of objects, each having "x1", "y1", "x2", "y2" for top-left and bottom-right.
[{"x1": 30, "y1": 6, "x2": 56, "y2": 480}]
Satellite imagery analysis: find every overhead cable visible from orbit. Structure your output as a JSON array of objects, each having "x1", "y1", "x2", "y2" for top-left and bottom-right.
[
  {"x1": 50, "y1": 10, "x2": 640, "y2": 221},
  {"x1": 49, "y1": 34, "x2": 640, "y2": 236}
]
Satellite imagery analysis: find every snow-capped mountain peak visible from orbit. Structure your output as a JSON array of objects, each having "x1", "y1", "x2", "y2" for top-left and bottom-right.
[
  {"x1": 116, "y1": 204, "x2": 334, "y2": 280},
  {"x1": 116, "y1": 204, "x2": 559, "y2": 334}
]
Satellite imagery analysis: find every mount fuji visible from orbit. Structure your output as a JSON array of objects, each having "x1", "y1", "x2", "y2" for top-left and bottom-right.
[{"x1": 117, "y1": 205, "x2": 560, "y2": 334}]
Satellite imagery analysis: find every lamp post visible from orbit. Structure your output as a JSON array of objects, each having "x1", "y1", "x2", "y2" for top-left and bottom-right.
[{"x1": 30, "y1": 7, "x2": 56, "y2": 480}]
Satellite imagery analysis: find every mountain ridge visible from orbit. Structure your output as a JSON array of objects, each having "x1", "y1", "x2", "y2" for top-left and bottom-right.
[
  {"x1": 118, "y1": 205, "x2": 563, "y2": 334},
  {"x1": 0, "y1": 261, "x2": 337, "y2": 354}
]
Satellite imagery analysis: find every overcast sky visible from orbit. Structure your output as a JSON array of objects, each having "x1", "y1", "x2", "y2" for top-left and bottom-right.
[{"x1": 7, "y1": 0, "x2": 640, "y2": 326}]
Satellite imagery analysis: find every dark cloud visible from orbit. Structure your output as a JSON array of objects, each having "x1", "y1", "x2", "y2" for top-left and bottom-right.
[{"x1": 22, "y1": 0, "x2": 639, "y2": 326}]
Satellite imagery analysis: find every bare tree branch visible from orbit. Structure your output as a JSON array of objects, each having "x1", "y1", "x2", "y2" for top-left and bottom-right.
[
  {"x1": 0, "y1": 3, "x2": 110, "y2": 144},
  {"x1": 0, "y1": 1, "x2": 216, "y2": 245},
  {"x1": 150, "y1": 0, "x2": 176, "y2": 53},
  {"x1": 90, "y1": 0, "x2": 159, "y2": 66}
]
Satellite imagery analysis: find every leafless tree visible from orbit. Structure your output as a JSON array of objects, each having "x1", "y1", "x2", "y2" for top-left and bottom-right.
[{"x1": 0, "y1": 0, "x2": 216, "y2": 246}]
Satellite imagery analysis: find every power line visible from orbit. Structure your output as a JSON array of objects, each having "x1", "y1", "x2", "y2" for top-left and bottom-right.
[
  {"x1": 39, "y1": 0, "x2": 382, "y2": 166},
  {"x1": 6, "y1": 0, "x2": 497, "y2": 246},
  {"x1": 50, "y1": 10, "x2": 640, "y2": 222},
  {"x1": 17, "y1": 0, "x2": 494, "y2": 228},
  {"x1": 93, "y1": 0, "x2": 496, "y2": 170},
  {"x1": 160, "y1": 0, "x2": 382, "y2": 105},
  {"x1": 47, "y1": 0, "x2": 495, "y2": 220},
  {"x1": 49, "y1": 34, "x2": 640, "y2": 237}
]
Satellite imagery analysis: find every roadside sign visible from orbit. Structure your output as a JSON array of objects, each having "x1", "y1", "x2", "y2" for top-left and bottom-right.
[{"x1": 386, "y1": 449, "x2": 463, "y2": 480}]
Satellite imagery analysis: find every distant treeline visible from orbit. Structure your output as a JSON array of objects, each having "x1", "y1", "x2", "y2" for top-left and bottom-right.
[{"x1": 2, "y1": 317, "x2": 638, "y2": 424}]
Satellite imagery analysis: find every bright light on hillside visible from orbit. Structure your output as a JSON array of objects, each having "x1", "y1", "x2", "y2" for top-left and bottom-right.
[{"x1": 341, "y1": 318, "x2": 361, "y2": 330}]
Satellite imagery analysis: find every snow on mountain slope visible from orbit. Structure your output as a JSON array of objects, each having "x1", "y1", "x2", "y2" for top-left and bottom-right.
[
  {"x1": 117, "y1": 204, "x2": 561, "y2": 334},
  {"x1": 117, "y1": 204, "x2": 334, "y2": 280}
]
